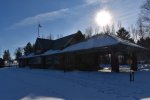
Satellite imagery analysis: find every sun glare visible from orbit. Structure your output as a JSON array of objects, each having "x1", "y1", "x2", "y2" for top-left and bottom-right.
[{"x1": 95, "y1": 10, "x2": 112, "y2": 27}]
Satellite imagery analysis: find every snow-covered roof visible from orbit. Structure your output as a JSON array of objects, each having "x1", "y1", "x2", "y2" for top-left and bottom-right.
[
  {"x1": 41, "y1": 50, "x2": 61, "y2": 56},
  {"x1": 61, "y1": 34, "x2": 145, "y2": 53},
  {"x1": 60, "y1": 34, "x2": 117, "y2": 52},
  {"x1": 19, "y1": 53, "x2": 41, "y2": 59},
  {"x1": 20, "y1": 50, "x2": 61, "y2": 58},
  {"x1": 19, "y1": 53, "x2": 35, "y2": 59},
  {"x1": 20, "y1": 34, "x2": 146, "y2": 58},
  {"x1": 110, "y1": 35, "x2": 145, "y2": 49}
]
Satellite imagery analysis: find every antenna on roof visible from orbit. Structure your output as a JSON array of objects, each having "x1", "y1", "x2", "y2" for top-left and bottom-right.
[{"x1": 38, "y1": 22, "x2": 42, "y2": 38}]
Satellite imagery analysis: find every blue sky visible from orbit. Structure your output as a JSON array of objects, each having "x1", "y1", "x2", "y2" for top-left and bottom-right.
[{"x1": 0, "y1": 0, "x2": 144, "y2": 58}]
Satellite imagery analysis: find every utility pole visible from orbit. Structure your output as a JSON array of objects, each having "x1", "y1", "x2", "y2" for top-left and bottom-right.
[{"x1": 0, "y1": 48, "x2": 1, "y2": 58}]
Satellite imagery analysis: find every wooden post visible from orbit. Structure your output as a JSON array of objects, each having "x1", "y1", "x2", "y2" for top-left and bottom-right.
[
  {"x1": 131, "y1": 53, "x2": 137, "y2": 71},
  {"x1": 42, "y1": 56, "x2": 47, "y2": 69},
  {"x1": 76, "y1": 54, "x2": 81, "y2": 70},
  {"x1": 111, "y1": 52, "x2": 119, "y2": 72},
  {"x1": 62, "y1": 54, "x2": 66, "y2": 72},
  {"x1": 94, "y1": 52, "x2": 99, "y2": 70}
]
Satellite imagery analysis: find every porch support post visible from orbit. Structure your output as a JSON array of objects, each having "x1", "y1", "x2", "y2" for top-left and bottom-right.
[
  {"x1": 94, "y1": 52, "x2": 99, "y2": 70},
  {"x1": 42, "y1": 56, "x2": 47, "y2": 69},
  {"x1": 26, "y1": 59, "x2": 29, "y2": 67},
  {"x1": 62, "y1": 54, "x2": 66, "y2": 72},
  {"x1": 111, "y1": 51, "x2": 119, "y2": 72},
  {"x1": 131, "y1": 52, "x2": 137, "y2": 71}
]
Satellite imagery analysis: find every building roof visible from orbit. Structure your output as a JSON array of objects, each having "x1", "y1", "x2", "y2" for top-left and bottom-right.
[
  {"x1": 34, "y1": 31, "x2": 83, "y2": 51},
  {"x1": 61, "y1": 34, "x2": 146, "y2": 53},
  {"x1": 34, "y1": 38, "x2": 54, "y2": 51},
  {"x1": 20, "y1": 53, "x2": 35, "y2": 59},
  {"x1": 110, "y1": 35, "x2": 144, "y2": 49},
  {"x1": 42, "y1": 50, "x2": 61, "y2": 56},
  {"x1": 20, "y1": 31, "x2": 84, "y2": 58},
  {"x1": 20, "y1": 34, "x2": 147, "y2": 58},
  {"x1": 52, "y1": 32, "x2": 80, "y2": 50}
]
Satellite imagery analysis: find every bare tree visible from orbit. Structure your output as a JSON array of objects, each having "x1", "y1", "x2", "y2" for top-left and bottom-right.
[
  {"x1": 102, "y1": 24, "x2": 115, "y2": 35},
  {"x1": 103, "y1": 25, "x2": 110, "y2": 34},
  {"x1": 47, "y1": 33, "x2": 54, "y2": 40},
  {"x1": 117, "y1": 21, "x2": 122, "y2": 31},
  {"x1": 137, "y1": 17, "x2": 145, "y2": 38},
  {"x1": 130, "y1": 25, "x2": 138, "y2": 42},
  {"x1": 139, "y1": 0, "x2": 150, "y2": 37},
  {"x1": 85, "y1": 27, "x2": 93, "y2": 39},
  {"x1": 111, "y1": 24, "x2": 116, "y2": 35},
  {"x1": 56, "y1": 34, "x2": 63, "y2": 39},
  {"x1": 94, "y1": 27, "x2": 100, "y2": 35}
]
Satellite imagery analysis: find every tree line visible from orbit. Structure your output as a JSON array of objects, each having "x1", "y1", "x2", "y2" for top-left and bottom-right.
[{"x1": 1, "y1": 42, "x2": 34, "y2": 64}]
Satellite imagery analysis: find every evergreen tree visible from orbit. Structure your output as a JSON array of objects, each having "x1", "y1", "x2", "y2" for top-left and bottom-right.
[
  {"x1": 137, "y1": 37, "x2": 150, "y2": 49},
  {"x1": 116, "y1": 27, "x2": 134, "y2": 42},
  {"x1": 137, "y1": 37, "x2": 150, "y2": 59},
  {"x1": 3, "y1": 50, "x2": 11, "y2": 62},
  {"x1": 24, "y1": 42, "x2": 33, "y2": 55},
  {"x1": 116, "y1": 27, "x2": 130, "y2": 40},
  {"x1": 15, "y1": 48, "x2": 22, "y2": 61}
]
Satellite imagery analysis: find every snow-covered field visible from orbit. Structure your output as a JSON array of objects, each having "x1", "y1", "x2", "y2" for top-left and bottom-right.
[{"x1": 0, "y1": 66, "x2": 150, "y2": 100}]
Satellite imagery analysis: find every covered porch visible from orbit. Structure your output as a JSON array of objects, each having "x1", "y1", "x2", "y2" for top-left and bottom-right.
[{"x1": 59, "y1": 35, "x2": 147, "y2": 72}]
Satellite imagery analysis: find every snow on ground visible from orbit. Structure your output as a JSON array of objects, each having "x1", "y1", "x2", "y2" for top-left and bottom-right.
[{"x1": 0, "y1": 66, "x2": 150, "y2": 100}]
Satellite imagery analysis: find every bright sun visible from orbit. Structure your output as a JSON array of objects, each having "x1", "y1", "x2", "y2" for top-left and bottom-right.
[{"x1": 95, "y1": 10, "x2": 112, "y2": 27}]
